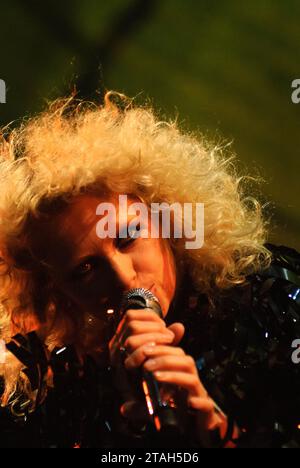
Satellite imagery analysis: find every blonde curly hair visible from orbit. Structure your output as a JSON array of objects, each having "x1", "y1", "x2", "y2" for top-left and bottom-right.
[{"x1": 0, "y1": 91, "x2": 271, "y2": 407}]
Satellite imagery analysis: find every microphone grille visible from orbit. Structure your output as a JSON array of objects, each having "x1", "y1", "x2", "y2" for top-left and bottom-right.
[
  {"x1": 121, "y1": 288, "x2": 162, "y2": 318},
  {"x1": 123, "y1": 287, "x2": 159, "y2": 303}
]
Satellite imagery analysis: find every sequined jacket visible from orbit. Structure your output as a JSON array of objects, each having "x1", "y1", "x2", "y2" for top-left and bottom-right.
[{"x1": 0, "y1": 243, "x2": 299, "y2": 448}]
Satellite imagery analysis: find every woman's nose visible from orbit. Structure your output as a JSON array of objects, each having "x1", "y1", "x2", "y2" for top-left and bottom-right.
[{"x1": 108, "y1": 252, "x2": 137, "y2": 291}]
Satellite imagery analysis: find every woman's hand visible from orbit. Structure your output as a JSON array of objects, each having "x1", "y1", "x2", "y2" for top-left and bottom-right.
[
  {"x1": 109, "y1": 308, "x2": 178, "y2": 366},
  {"x1": 109, "y1": 308, "x2": 228, "y2": 446}
]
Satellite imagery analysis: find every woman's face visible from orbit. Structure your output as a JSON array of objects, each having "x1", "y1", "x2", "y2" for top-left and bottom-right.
[{"x1": 30, "y1": 193, "x2": 177, "y2": 347}]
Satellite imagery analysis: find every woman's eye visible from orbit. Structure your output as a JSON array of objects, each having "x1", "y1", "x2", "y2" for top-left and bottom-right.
[
  {"x1": 117, "y1": 235, "x2": 136, "y2": 249},
  {"x1": 117, "y1": 225, "x2": 141, "y2": 249},
  {"x1": 71, "y1": 258, "x2": 98, "y2": 280},
  {"x1": 78, "y1": 263, "x2": 92, "y2": 274}
]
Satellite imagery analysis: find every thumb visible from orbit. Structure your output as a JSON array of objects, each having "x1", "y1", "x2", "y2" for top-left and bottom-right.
[{"x1": 167, "y1": 322, "x2": 185, "y2": 346}]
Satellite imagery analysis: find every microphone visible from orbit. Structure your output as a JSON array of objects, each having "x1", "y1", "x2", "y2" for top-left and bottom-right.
[{"x1": 121, "y1": 288, "x2": 188, "y2": 436}]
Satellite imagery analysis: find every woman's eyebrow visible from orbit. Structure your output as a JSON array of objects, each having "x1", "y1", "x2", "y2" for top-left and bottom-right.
[{"x1": 67, "y1": 238, "x2": 104, "y2": 268}]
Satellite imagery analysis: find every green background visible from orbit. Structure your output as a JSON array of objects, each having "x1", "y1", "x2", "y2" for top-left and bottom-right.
[{"x1": 0, "y1": 0, "x2": 299, "y2": 249}]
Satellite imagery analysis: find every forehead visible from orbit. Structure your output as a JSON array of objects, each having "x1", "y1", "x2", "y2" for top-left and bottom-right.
[
  {"x1": 55, "y1": 194, "x2": 108, "y2": 241},
  {"x1": 30, "y1": 193, "x2": 133, "y2": 270},
  {"x1": 53, "y1": 192, "x2": 141, "y2": 237}
]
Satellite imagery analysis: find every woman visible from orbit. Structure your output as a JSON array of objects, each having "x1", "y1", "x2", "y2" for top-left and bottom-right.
[{"x1": 0, "y1": 92, "x2": 299, "y2": 448}]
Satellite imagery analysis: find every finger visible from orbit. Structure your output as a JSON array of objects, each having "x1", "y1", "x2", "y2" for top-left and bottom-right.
[
  {"x1": 153, "y1": 370, "x2": 207, "y2": 398},
  {"x1": 124, "y1": 332, "x2": 174, "y2": 354},
  {"x1": 167, "y1": 322, "x2": 185, "y2": 346},
  {"x1": 110, "y1": 309, "x2": 167, "y2": 350},
  {"x1": 143, "y1": 354, "x2": 197, "y2": 373},
  {"x1": 188, "y1": 397, "x2": 222, "y2": 432},
  {"x1": 121, "y1": 320, "x2": 172, "y2": 343},
  {"x1": 124, "y1": 343, "x2": 185, "y2": 370},
  {"x1": 112, "y1": 321, "x2": 172, "y2": 355},
  {"x1": 115, "y1": 309, "x2": 164, "y2": 336},
  {"x1": 188, "y1": 396, "x2": 215, "y2": 414},
  {"x1": 144, "y1": 344, "x2": 185, "y2": 358}
]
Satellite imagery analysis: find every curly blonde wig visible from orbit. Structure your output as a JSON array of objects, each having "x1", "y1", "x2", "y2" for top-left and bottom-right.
[{"x1": 0, "y1": 91, "x2": 271, "y2": 406}]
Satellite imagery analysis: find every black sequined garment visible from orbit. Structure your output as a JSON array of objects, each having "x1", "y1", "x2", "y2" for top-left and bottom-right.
[{"x1": 0, "y1": 243, "x2": 299, "y2": 448}]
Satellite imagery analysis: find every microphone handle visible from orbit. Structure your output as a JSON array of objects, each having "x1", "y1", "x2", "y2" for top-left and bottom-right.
[{"x1": 122, "y1": 294, "x2": 188, "y2": 436}]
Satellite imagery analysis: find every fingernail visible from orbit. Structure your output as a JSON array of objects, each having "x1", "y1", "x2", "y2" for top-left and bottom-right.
[
  {"x1": 144, "y1": 359, "x2": 156, "y2": 370},
  {"x1": 144, "y1": 346, "x2": 155, "y2": 354},
  {"x1": 144, "y1": 342, "x2": 156, "y2": 350},
  {"x1": 154, "y1": 371, "x2": 163, "y2": 378}
]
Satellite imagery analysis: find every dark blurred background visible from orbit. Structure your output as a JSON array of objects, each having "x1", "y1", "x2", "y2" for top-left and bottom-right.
[{"x1": 0, "y1": 0, "x2": 299, "y2": 249}]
